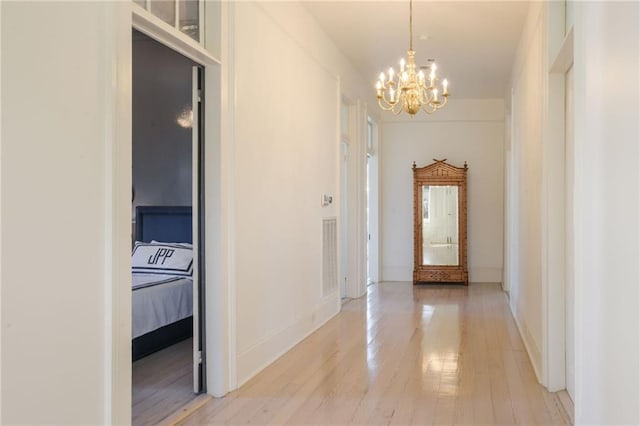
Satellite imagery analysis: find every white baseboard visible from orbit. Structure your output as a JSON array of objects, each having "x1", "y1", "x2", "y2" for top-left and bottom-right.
[
  {"x1": 509, "y1": 300, "x2": 543, "y2": 382},
  {"x1": 236, "y1": 293, "x2": 340, "y2": 387}
]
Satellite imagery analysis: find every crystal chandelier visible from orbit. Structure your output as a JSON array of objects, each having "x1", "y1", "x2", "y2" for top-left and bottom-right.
[{"x1": 375, "y1": 0, "x2": 449, "y2": 115}]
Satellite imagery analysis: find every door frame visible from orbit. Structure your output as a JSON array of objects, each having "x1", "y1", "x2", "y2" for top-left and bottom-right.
[
  {"x1": 109, "y1": 4, "x2": 233, "y2": 422},
  {"x1": 339, "y1": 97, "x2": 368, "y2": 299},
  {"x1": 563, "y1": 63, "x2": 575, "y2": 400},
  {"x1": 131, "y1": 2, "x2": 231, "y2": 396},
  {"x1": 366, "y1": 117, "x2": 380, "y2": 285},
  {"x1": 192, "y1": 64, "x2": 206, "y2": 392},
  {"x1": 340, "y1": 138, "x2": 349, "y2": 299},
  {"x1": 543, "y1": 1, "x2": 574, "y2": 392}
]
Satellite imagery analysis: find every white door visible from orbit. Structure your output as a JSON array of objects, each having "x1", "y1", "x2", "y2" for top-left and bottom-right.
[
  {"x1": 365, "y1": 119, "x2": 380, "y2": 285},
  {"x1": 192, "y1": 66, "x2": 204, "y2": 393},
  {"x1": 366, "y1": 155, "x2": 370, "y2": 284},
  {"x1": 341, "y1": 141, "x2": 349, "y2": 298},
  {"x1": 565, "y1": 65, "x2": 575, "y2": 401}
]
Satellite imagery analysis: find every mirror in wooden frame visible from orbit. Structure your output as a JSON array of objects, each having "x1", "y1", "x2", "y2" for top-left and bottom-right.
[{"x1": 413, "y1": 159, "x2": 468, "y2": 285}]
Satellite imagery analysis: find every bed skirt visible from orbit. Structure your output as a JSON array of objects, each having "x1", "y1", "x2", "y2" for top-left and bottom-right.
[{"x1": 132, "y1": 316, "x2": 193, "y2": 361}]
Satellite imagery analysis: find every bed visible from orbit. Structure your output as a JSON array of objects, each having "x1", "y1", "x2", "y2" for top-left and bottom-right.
[{"x1": 132, "y1": 206, "x2": 194, "y2": 361}]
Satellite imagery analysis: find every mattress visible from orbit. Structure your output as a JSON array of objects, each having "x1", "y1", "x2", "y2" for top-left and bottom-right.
[{"x1": 132, "y1": 274, "x2": 193, "y2": 338}]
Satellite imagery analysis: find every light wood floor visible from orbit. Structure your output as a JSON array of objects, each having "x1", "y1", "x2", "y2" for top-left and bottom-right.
[
  {"x1": 133, "y1": 338, "x2": 196, "y2": 426},
  {"x1": 179, "y1": 283, "x2": 571, "y2": 425}
]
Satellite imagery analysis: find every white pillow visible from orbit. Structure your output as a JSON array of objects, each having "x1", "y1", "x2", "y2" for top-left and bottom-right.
[{"x1": 132, "y1": 242, "x2": 193, "y2": 276}]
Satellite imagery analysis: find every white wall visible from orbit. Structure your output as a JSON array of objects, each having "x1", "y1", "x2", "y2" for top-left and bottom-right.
[
  {"x1": 230, "y1": 2, "x2": 372, "y2": 386},
  {"x1": 380, "y1": 99, "x2": 505, "y2": 283},
  {"x1": 506, "y1": 1, "x2": 545, "y2": 377},
  {"x1": 1, "y1": 2, "x2": 132, "y2": 424},
  {"x1": 573, "y1": 2, "x2": 639, "y2": 423},
  {"x1": 1, "y1": 2, "x2": 375, "y2": 421},
  {"x1": 508, "y1": 2, "x2": 640, "y2": 422}
]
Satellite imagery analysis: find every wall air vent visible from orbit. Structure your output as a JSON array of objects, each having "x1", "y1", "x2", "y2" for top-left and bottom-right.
[{"x1": 322, "y1": 218, "x2": 338, "y2": 297}]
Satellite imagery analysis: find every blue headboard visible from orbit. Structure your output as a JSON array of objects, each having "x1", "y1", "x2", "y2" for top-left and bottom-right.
[{"x1": 135, "y1": 206, "x2": 193, "y2": 244}]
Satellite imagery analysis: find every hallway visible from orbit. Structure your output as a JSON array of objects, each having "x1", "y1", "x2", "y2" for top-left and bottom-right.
[{"x1": 179, "y1": 283, "x2": 570, "y2": 425}]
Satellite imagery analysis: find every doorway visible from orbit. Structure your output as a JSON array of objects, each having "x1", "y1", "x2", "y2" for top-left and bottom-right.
[
  {"x1": 340, "y1": 100, "x2": 351, "y2": 299},
  {"x1": 131, "y1": 29, "x2": 205, "y2": 424},
  {"x1": 341, "y1": 139, "x2": 349, "y2": 299}
]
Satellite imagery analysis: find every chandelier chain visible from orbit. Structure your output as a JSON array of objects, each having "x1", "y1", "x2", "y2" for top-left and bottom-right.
[{"x1": 409, "y1": 0, "x2": 413, "y2": 51}]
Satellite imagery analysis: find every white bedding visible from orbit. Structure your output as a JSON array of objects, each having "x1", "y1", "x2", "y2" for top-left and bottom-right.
[{"x1": 132, "y1": 273, "x2": 193, "y2": 338}]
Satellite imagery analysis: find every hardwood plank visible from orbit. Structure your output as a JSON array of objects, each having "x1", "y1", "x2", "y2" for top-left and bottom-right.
[
  {"x1": 176, "y1": 283, "x2": 569, "y2": 426},
  {"x1": 132, "y1": 338, "x2": 197, "y2": 426}
]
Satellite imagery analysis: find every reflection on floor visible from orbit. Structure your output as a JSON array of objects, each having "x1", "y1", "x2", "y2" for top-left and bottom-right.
[
  {"x1": 423, "y1": 242, "x2": 459, "y2": 265},
  {"x1": 132, "y1": 338, "x2": 194, "y2": 426},
  {"x1": 179, "y1": 283, "x2": 571, "y2": 425}
]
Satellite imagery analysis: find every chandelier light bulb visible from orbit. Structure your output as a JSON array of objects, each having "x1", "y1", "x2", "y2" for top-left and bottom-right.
[
  {"x1": 400, "y1": 58, "x2": 406, "y2": 71},
  {"x1": 443, "y1": 79, "x2": 449, "y2": 95},
  {"x1": 379, "y1": 72, "x2": 385, "y2": 82}
]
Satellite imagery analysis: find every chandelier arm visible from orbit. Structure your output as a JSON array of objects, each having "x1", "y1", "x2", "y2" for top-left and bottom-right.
[
  {"x1": 422, "y1": 102, "x2": 437, "y2": 114},
  {"x1": 377, "y1": 98, "x2": 396, "y2": 111},
  {"x1": 419, "y1": 86, "x2": 428, "y2": 104},
  {"x1": 379, "y1": 88, "x2": 398, "y2": 108}
]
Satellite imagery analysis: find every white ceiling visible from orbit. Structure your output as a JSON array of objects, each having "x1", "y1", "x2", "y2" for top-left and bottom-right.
[{"x1": 303, "y1": 1, "x2": 530, "y2": 98}]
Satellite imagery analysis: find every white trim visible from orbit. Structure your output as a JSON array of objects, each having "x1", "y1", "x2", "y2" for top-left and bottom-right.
[
  {"x1": 174, "y1": 0, "x2": 179, "y2": 29},
  {"x1": 121, "y1": 0, "x2": 233, "y2": 403},
  {"x1": 223, "y1": 0, "x2": 237, "y2": 393},
  {"x1": 502, "y1": 89, "x2": 513, "y2": 294},
  {"x1": 0, "y1": 1, "x2": 4, "y2": 421},
  {"x1": 132, "y1": 4, "x2": 220, "y2": 67},
  {"x1": 339, "y1": 86, "x2": 348, "y2": 299},
  {"x1": 341, "y1": 99, "x2": 368, "y2": 299},
  {"x1": 107, "y1": 3, "x2": 133, "y2": 424},
  {"x1": 191, "y1": 65, "x2": 201, "y2": 393},
  {"x1": 200, "y1": 0, "x2": 237, "y2": 395},
  {"x1": 511, "y1": 302, "x2": 543, "y2": 381},
  {"x1": 236, "y1": 293, "x2": 339, "y2": 387},
  {"x1": 367, "y1": 118, "x2": 380, "y2": 284},
  {"x1": 543, "y1": 0, "x2": 574, "y2": 393},
  {"x1": 356, "y1": 101, "x2": 368, "y2": 297},
  {"x1": 199, "y1": 0, "x2": 205, "y2": 47}
]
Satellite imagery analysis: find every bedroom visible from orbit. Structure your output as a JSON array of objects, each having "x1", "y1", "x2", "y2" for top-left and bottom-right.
[{"x1": 131, "y1": 29, "x2": 205, "y2": 424}]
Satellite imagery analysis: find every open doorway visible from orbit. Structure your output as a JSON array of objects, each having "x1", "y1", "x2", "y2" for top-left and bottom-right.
[
  {"x1": 340, "y1": 101, "x2": 350, "y2": 299},
  {"x1": 131, "y1": 30, "x2": 205, "y2": 425}
]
